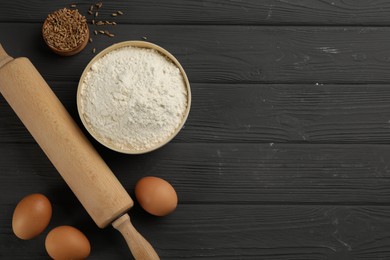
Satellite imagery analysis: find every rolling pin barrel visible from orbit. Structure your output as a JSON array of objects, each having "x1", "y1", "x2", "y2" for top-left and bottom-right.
[
  {"x1": 0, "y1": 46, "x2": 131, "y2": 228},
  {"x1": 0, "y1": 44, "x2": 159, "y2": 259}
]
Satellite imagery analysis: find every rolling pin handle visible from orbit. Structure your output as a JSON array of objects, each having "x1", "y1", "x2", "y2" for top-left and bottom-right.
[
  {"x1": 112, "y1": 214, "x2": 160, "y2": 260},
  {"x1": 0, "y1": 44, "x2": 13, "y2": 69}
]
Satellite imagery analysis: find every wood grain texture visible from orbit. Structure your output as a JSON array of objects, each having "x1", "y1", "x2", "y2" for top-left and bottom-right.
[
  {"x1": 1, "y1": 204, "x2": 390, "y2": 259},
  {"x1": 2, "y1": 1, "x2": 390, "y2": 259},
  {"x1": 1, "y1": 142, "x2": 390, "y2": 205},
  {"x1": 3, "y1": 82, "x2": 390, "y2": 144},
  {"x1": 1, "y1": 25, "x2": 390, "y2": 84},
  {"x1": 2, "y1": 0, "x2": 390, "y2": 25}
]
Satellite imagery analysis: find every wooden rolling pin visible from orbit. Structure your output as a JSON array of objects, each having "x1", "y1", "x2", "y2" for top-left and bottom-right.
[{"x1": 0, "y1": 44, "x2": 159, "y2": 260}]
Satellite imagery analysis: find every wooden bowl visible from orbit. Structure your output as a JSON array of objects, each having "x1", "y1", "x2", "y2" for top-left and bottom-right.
[
  {"x1": 77, "y1": 41, "x2": 191, "y2": 154},
  {"x1": 42, "y1": 12, "x2": 89, "y2": 56}
]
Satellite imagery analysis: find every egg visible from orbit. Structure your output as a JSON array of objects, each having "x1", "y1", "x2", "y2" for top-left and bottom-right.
[
  {"x1": 135, "y1": 176, "x2": 178, "y2": 216},
  {"x1": 12, "y1": 193, "x2": 52, "y2": 240},
  {"x1": 45, "y1": 225, "x2": 91, "y2": 260}
]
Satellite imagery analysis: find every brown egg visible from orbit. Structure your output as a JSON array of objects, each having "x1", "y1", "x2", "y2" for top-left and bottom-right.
[
  {"x1": 135, "y1": 176, "x2": 178, "y2": 216},
  {"x1": 45, "y1": 225, "x2": 91, "y2": 260},
  {"x1": 12, "y1": 193, "x2": 52, "y2": 240}
]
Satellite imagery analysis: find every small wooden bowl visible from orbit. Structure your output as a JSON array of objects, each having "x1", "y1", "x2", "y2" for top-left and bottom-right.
[
  {"x1": 77, "y1": 41, "x2": 192, "y2": 154},
  {"x1": 42, "y1": 11, "x2": 89, "y2": 56}
]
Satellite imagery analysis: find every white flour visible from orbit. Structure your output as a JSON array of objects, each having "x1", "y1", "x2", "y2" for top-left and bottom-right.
[{"x1": 79, "y1": 46, "x2": 188, "y2": 152}]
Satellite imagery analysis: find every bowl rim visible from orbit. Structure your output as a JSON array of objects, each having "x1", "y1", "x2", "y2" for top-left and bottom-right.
[{"x1": 76, "y1": 40, "x2": 192, "y2": 154}]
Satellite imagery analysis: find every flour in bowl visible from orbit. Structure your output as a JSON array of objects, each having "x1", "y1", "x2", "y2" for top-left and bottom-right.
[{"x1": 79, "y1": 46, "x2": 188, "y2": 152}]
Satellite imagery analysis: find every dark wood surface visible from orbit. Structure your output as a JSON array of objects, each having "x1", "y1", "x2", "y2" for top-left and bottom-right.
[{"x1": 1, "y1": 1, "x2": 390, "y2": 259}]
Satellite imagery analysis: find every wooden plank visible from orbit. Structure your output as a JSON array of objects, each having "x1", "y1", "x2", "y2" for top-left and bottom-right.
[
  {"x1": 0, "y1": 204, "x2": 390, "y2": 259},
  {"x1": 183, "y1": 83, "x2": 390, "y2": 143},
  {"x1": 2, "y1": 0, "x2": 390, "y2": 25},
  {"x1": 2, "y1": 24, "x2": 390, "y2": 84},
  {"x1": 1, "y1": 142, "x2": 390, "y2": 204},
  {"x1": 3, "y1": 82, "x2": 390, "y2": 144}
]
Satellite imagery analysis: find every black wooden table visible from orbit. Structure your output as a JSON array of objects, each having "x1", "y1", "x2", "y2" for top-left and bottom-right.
[{"x1": 2, "y1": 1, "x2": 390, "y2": 259}]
